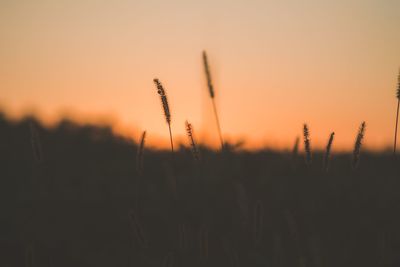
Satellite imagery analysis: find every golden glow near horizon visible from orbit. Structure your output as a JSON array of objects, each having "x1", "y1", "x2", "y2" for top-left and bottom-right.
[{"x1": 1, "y1": 0, "x2": 400, "y2": 151}]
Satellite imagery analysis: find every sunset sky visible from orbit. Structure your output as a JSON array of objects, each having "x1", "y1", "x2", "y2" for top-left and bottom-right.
[{"x1": 1, "y1": 0, "x2": 400, "y2": 150}]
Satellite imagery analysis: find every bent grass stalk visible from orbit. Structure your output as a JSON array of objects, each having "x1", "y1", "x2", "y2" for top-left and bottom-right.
[
  {"x1": 203, "y1": 51, "x2": 224, "y2": 149},
  {"x1": 153, "y1": 78, "x2": 174, "y2": 154}
]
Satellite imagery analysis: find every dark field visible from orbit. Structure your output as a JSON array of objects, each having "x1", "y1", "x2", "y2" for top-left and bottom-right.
[{"x1": 1, "y1": 113, "x2": 400, "y2": 267}]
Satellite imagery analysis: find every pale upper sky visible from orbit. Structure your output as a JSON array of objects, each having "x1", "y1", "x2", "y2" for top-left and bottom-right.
[{"x1": 1, "y1": 0, "x2": 399, "y2": 150}]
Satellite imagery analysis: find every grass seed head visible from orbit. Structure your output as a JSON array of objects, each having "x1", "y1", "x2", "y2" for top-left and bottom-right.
[
  {"x1": 153, "y1": 78, "x2": 171, "y2": 124},
  {"x1": 202, "y1": 51, "x2": 215, "y2": 98},
  {"x1": 352, "y1": 122, "x2": 366, "y2": 169}
]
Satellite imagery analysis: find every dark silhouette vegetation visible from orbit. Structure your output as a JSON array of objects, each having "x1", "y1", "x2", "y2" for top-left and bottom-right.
[{"x1": 0, "y1": 113, "x2": 400, "y2": 267}]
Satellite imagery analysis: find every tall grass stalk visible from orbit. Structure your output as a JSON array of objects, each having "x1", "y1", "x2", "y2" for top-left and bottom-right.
[
  {"x1": 153, "y1": 78, "x2": 174, "y2": 153},
  {"x1": 394, "y1": 69, "x2": 400, "y2": 156},
  {"x1": 203, "y1": 51, "x2": 224, "y2": 149}
]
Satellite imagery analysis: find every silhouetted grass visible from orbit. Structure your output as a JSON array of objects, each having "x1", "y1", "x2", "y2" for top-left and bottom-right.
[
  {"x1": 0, "y1": 115, "x2": 399, "y2": 267},
  {"x1": 303, "y1": 124, "x2": 312, "y2": 165},
  {"x1": 394, "y1": 68, "x2": 400, "y2": 155},
  {"x1": 203, "y1": 51, "x2": 224, "y2": 150},
  {"x1": 185, "y1": 120, "x2": 200, "y2": 161},
  {"x1": 352, "y1": 121, "x2": 366, "y2": 169},
  {"x1": 323, "y1": 132, "x2": 335, "y2": 172},
  {"x1": 154, "y1": 78, "x2": 174, "y2": 154}
]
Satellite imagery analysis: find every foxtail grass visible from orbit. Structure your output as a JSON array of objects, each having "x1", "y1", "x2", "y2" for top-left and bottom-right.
[
  {"x1": 202, "y1": 51, "x2": 224, "y2": 149},
  {"x1": 323, "y1": 132, "x2": 335, "y2": 172},
  {"x1": 352, "y1": 121, "x2": 366, "y2": 169},
  {"x1": 303, "y1": 124, "x2": 312, "y2": 165},
  {"x1": 153, "y1": 78, "x2": 174, "y2": 153},
  {"x1": 185, "y1": 121, "x2": 200, "y2": 161},
  {"x1": 394, "y1": 68, "x2": 400, "y2": 156}
]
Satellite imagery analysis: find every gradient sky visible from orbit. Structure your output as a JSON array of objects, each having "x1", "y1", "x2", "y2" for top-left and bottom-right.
[{"x1": 1, "y1": 0, "x2": 400, "y2": 150}]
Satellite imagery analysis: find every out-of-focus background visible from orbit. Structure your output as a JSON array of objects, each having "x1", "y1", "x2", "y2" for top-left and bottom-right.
[{"x1": 1, "y1": 0, "x2": 400, "y2": 150}]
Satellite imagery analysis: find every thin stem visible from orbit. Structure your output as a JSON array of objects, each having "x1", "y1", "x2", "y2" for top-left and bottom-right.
[
  {"x1": 212, "y1": 98, "x2": 224, "y2": 149},
  {"x1": 168, "y1": 122, "x2": 174, "y2": 154},
  {"x1": 394, "y1": 99, "x2": 399, "y2": 156}
]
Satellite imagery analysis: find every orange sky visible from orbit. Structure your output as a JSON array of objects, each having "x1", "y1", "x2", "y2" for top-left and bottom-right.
[{"x1": 1, "y1": 0, "x2": 400, "y2": 151}]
